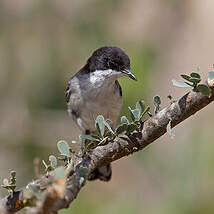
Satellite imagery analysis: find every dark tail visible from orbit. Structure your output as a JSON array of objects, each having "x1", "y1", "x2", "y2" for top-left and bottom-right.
[
  {"x1": 88, "y1": 164, "x2": 112, "y2": 181},
  {"x1": 85, "y1": 130, "x2": 112, "y2": 182}
]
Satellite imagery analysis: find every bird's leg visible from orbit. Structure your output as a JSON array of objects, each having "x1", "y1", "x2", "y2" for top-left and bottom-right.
[{"x1": 80, "y1": 129, "x2": 91, "y2": 157}]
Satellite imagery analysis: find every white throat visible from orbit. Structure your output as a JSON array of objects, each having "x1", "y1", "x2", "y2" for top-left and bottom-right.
[{"x1": 89, "y1": 69, "x2": 121, "y2": 86}]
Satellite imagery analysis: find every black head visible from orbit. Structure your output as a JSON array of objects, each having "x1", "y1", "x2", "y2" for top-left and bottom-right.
[
  {"x1": 87, "y1": 46, "x2": 130, "y2": 72},
  {"x1": 82, "y1": 46, "x2": 137, "y2": 80}
]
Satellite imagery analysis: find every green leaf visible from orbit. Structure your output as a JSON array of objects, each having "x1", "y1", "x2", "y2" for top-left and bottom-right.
[
  {"x1": 95, "y1": 115, "x2": 105, "y2": 137},
  {"x1": 121, "y1": 116, "x2": 130, "y2": 124},
  {"x1": 181, "y1": 74, "x2": 191, "y2": 82},
  {"x1": 181, "y1": 74, "x2": 200, "y2": 84},
  {"x1": 80, "y1": 135, "x2": 100, "y2": 142},
  {"x1": 189, "y1": 77, "x2": 201, "y2": 84},
  {"x1": 172, "y1": 80, "x2": 191, "y2": 88},
  {"x1": 132, "y1": 109, "x2": 141, "y2": 120},
  {"x1": 103, "y1": 120, "x2": 115, "y2": 135},
  {"x1": 105, "y1": 119, "x2": 113, "y2": 126},
  {"x1": 128, "y1": 107, "x2": 136, "y2": 121},
  {"x1": 190, "y1": 72, "x2": 201, "y2": 79},
  {"x1": 53, "y1": 167, "x2": 66, "y2": 179},
  {"x1": 126, "y1": 124, "x2": 137, "y2": 134},
  {"x1": 49, "y1": 155, "x2": 57, "y2": 169},
  {"x1": 116, "y1": 124, "x2": 128, "y2": 135},
  {"x1": 197, "y1": 84, "x2": 211, "y2": 97},
  {"x1": 57, "y1": 140, "x2": 71, "y2": 157}
]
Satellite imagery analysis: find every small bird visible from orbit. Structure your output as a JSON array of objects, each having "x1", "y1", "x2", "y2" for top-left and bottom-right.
[{"x1": 66, "y1": 46, "x2": 137, "y2": 181}]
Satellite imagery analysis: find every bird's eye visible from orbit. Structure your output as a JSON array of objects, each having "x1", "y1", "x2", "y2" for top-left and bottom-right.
[
  {"x1": 103, "y1": 57, "x2": 109, "y2": 64},
  {"x1": 103, "y1": 57, "x2": 111, "y2": 69}
]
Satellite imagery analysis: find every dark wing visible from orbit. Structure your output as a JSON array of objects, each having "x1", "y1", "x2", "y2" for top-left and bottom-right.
[
  {"x1": 115, "y1": 80, "x2": 122, "y2": 96},
  {"x1": 65, "y1": 80, "x2": 82, "y2": 128},
  {"x1": 65, "y1": 81, "x2": 72, "y2": 103}
]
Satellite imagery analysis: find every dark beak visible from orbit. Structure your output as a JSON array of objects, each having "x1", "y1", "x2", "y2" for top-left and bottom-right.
[{"x1": 122, "y1": 69, "x2": 137, "y2": 81}]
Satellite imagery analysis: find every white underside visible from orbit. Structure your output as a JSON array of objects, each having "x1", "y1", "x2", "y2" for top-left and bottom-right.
[{"x1": 68, "y1": 69, "x2": 123, "y2": 133}]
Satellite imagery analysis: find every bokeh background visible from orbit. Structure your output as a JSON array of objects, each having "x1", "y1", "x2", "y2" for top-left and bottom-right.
[{"x1": 0, "y1": 0, "x2": 214, "y2": 213}]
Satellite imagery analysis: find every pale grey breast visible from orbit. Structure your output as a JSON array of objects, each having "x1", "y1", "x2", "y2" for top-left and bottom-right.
[{"x1": 67, "y1": 70, "x2": 122, "y2": 132}]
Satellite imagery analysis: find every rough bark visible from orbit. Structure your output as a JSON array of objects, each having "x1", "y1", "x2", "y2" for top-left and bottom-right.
[{"x1": 0, "y1": 87, "x2": 213, "y2": 214}]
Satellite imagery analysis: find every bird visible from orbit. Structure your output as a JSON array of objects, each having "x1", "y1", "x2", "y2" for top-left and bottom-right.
[{"x1": 65, "y1": 46, "x2": 137, "y2": 181}]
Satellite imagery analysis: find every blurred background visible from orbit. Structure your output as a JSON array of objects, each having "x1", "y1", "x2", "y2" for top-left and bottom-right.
[{"x1": 0, "y1": 0, "x2": 214, "y2": 213}]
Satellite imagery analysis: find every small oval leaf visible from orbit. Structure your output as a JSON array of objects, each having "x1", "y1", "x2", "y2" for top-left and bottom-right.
[
  {"x1": 197, "y1": 84, "x2": 211, "y2": 97},
  {"x1": 116, "y1": 124, "x2": 128, "y2": 135},
  {"x1": 49, "y1": 155, "x2": 57, "y2": 169},
  {"x1": 121, "y1": 116, "x2": 130, "y2": 124},
  {"x1": 190, "y1": 72, "x2": 201, "y2": 79},
  {"x1": 95, "y1": 115, "x2": 105, "y2": 137},
  {"x1": 57, "y1": 140, "x2": 71, "y2": 157},
  {"x1": 105, "y1": 119, "x2": 113, "y2": 126},
  {"x1": 172, "y1": 80, "x2": 191, "y2": 88},
  {"x1": 132, "y1": 109, "x2": 141, "y2": 120}
]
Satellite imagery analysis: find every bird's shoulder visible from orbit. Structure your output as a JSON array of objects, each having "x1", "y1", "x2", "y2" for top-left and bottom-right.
[{"x1": 65, "y1": 75, "x2": 81, "y2": 103}]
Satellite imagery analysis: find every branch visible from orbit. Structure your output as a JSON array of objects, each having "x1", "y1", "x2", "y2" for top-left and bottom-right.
[{"x1": 1, "y1": 87, "x2": 214, "y2": 214}]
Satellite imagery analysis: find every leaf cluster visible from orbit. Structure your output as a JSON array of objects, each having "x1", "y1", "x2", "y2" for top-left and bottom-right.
[
  {"x1": 172, "y1": 68, "x2": 213, "y2": 97},
  {"x1": 80, "y1": 100, "x2": 151, "y2": 152},
  {"x1": 1, "y1": 171, "x2": 17, "y2": 195}
]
